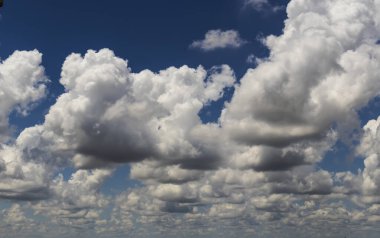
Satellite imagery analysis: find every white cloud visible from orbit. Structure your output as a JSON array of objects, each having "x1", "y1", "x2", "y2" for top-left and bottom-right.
[
  {"x1": 0, "y1": 50, "x2": 47, "y2": 142},
  {"x1": 0, "y1": 50, "x2": 50, "y2": 200},
  {"x1": 0, "y1": 144, "x2": 50, "y2": 200},
  {"x1": 191, "y1": 30, "x2": 246, "y2": 51},
  {"x1": 10, "y1": 49, "x2": 235, "y2": 172},
  {"x1": 222, "y1": 0, "x2": 380, "y2": 148},
  {"x1": 357, "y1": 116, "x2": 380, "y2": 196},
  {"x1": 30, "y1": 168, "x2": 112, "y2": 231}
]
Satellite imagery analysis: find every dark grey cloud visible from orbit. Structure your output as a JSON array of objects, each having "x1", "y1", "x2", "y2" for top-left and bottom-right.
[
  {"x1": 246, "y1": 148, "x2": 309, "y2": 172},
  {"x1": 161, "y1": 203, "x2": 194, "y2": 214}
]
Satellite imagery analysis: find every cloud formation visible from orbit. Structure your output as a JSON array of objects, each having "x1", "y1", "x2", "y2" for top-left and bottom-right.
[
  {"x1": 191, "y1": 29, "x2": 247, "y2": 51},
  {"x1": 17, "y1": 50, "x2": 235, "y2": 170},
  {"x1": 223, "y1": 0, "x2": 380, "y2": 148},
  {"x1": 1, "y1": 0, "x2": 380, "y2": 237}
]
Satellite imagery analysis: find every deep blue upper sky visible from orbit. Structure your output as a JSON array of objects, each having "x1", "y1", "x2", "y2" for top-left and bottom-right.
[{"x1": 0, "y1": 0, "x2": 286, "y2": 82}]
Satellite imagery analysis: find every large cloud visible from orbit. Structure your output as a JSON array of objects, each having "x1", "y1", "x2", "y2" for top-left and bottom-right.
[
  {"x1": 15, "y1": 49, "x2": 235, "y2": 170},
  {"x1": 222, "y1": 0, "x2": 380, "y2": 147}
]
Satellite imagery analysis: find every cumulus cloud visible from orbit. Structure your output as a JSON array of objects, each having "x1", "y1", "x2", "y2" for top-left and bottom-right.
[
  {"x1": 190, "y1": 30, "x2": 247, "y2": 51},
  {"x1": 30, "y1": 168, "x2": 112, "y2": 232},
  {"x1": 2, "y1": 0, "x2": 380, "y2": 237},
  {"x1": 13, "y1": 49, "x2": 235, "y2": 171},
  {"x1": 357, "y1": 116, "x2": 380, "y2": 196},
  {"x1": 0, "y1": 50, "x2": 50, "y2": 201},
  {"x1": 0, "y1": 50, "x2": 47, "y2": 142},
  {"x1": 222, "y1": 0, "x2": 380, "y2": 148}
]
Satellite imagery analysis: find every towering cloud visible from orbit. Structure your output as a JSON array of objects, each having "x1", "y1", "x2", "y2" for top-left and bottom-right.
[{"x1": 222, "y1": 0, "x2": 380, "y2": 148}]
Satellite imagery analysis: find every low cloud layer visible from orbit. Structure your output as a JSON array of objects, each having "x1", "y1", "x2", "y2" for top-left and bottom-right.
[{"x1": 1, "y1": 0, "x2": 380, "y2": 237}]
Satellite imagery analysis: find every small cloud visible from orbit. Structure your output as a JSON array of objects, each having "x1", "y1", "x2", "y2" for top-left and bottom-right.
[
  {"x1": 246, "y1": 53, "x2": 266, "y2": 66},
  {"x1": 246, "y1": 54, "x2": 257, "y2": 64},
  {"x1": 244, "y1": 0, "x2": 269, "y2": 10},
  {"x1": 190, "y1": 29, "x2": 247, "y2": 51},
  {"x1": 244, "y1": 0, "x2": 285, "y2": 12}
]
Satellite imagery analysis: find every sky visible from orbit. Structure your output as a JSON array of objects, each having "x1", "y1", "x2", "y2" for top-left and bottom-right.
[{"x1": 1, "y1": 0, "x2": 380, "y2": 237}]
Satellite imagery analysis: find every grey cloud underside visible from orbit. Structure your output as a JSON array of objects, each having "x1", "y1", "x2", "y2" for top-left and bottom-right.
[
  {"x1": 248, "y1": 149, "x2": 309, "y2": 172},
  {"x1": 0, "y1": 186, "x2": 50, "y2": 201},
  {"x1": 2, "y1": 0, "x2": 380, "y2": 237},
  {"x1": 76, "y1": 124, "x2": 153, "y2": 164},
  {"x1": 160, "y1": 151, "x2": 223, "y2": 171}
]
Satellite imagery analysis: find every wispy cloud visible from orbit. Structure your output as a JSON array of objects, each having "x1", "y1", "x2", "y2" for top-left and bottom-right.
[{"x1": 244, "y1": 0, "x2": 285, "y2": 12}]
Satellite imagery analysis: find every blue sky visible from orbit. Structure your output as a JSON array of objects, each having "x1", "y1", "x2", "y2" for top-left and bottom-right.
[{"x1": 1, "y1": 0, "x2": 380, "y2": 237}]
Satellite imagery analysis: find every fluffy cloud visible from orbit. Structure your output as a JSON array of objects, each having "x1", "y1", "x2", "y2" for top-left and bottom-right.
[
  {"x1": 190, "y1": 30, "x2": 247, "y2": 51},
  {"x1": 0, "y1": 50, "x2": 50, "y2": 201},
  {"x1": 222, "y1": 0, "x2": 380, "y2": 148},
  {"x1": 0, "y1": 50, "x2": 47, "y2": 142},
  {"x1": 30, "y1": 168, "x2": 112, "y2": 232},
  {"x1": 357, "y1": 116, "x2": 380, "y2": 196},
  {"x1": 14, "y1": 49, "x2": 235, "y2": 170},
  {"x1": 0, "y1": 145, "x2": 50, "y2": 200}
]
